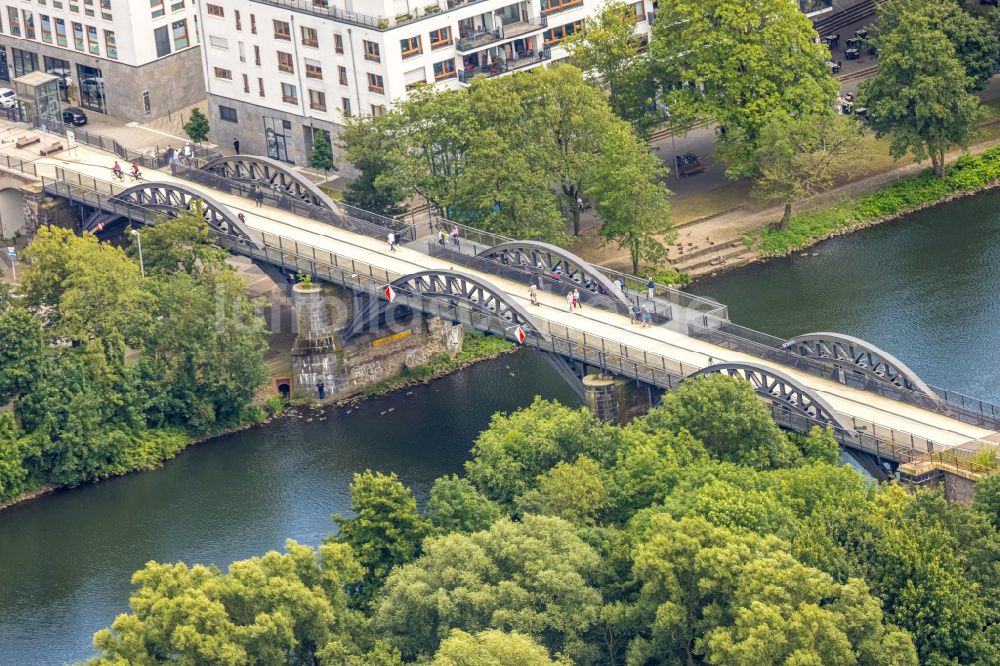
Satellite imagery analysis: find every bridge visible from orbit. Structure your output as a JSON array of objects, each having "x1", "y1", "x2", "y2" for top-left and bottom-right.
[{"x1": 16, "y1": 136, "x2": 1000, "y2": 469}]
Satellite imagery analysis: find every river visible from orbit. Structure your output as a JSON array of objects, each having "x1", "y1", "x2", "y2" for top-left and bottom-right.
[{"x1": 3, "y1": 191, "x2": 1000, "y2": 664}]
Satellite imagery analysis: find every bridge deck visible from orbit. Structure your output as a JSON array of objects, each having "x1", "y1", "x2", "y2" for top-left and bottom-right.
[{"x1": 34, "y1": 147, "x2": 997, "y2": 454}]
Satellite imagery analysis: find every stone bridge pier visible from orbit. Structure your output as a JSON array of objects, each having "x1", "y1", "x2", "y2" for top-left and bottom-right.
[{"x1": 290, "y1": 282, "x2": 463, "y2": 402}]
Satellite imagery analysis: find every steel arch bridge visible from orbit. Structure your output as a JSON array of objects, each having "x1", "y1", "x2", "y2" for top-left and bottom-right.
[
  {"x1": 689, "y1": 362, "x2": 854, "y2": 434},
  {"x1": 343, "y1": 269, "x2": 545, "y2": 343},
  {"x1": 476, "y1": 240, "x2": 632, "y2": 309},
  {"x1": 200, "y1": 155, "x2": 337, "y2": 211},
  {"x1": 82, "y1": 181, "x2": 259, "y2": 246},
  {"x1": 783, "y1": 332, "x2": 940, "y2": 405}
]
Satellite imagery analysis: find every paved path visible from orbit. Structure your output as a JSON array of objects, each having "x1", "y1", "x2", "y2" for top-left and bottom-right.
[{"x1": 22, "y1": 143, "x2": 998, "y2": 457}]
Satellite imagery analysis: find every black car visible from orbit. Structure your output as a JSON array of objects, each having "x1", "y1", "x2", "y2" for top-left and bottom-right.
[{"x1": 62, "y1": 107, "x2": 87, "y2": 126}]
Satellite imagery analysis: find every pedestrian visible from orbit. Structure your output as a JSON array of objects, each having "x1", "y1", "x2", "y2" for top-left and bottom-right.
[
  {"x1": 566, "y1": 291, "x2": 575, "y2": 312},
  {"x1": 529, "y1": 283, "x2": 539, "y2": 306},
  {"x1": 167, "y1": 145, "x2": 176, "y2": 165},
  {"x1": 641, "y1": 305, "x2": 651, "y2": 328},
  {"x1": 614, "y1": 277, "x2": 624, "y2": 293},
  {"x1": 573, "y1": 287, "x2": 581, "y2": 309},
  {"x1": 630, "y1": 304, "x2": 641, "y2": 324},
  {"x1": 255, "y1": 187, "x2": 265, "y2": 207},
  {"x1": 647, "y1": 276, "x2": 655, "y2": 299},
  {"x1": 438, "y1": 229, "x2": 447, "y2": 245},
  {"x1": 238, "y1": 212, "x2": 247, "y2": 224},
  {"x1": 387, "y1": 231, "x2": 396, "y2": 252},
  {"x1": 233, "y1": 137, "x2": 240, "y2": 155},
  {"x1": 317, "y1": 380, "x2": 326, "y2": 400},
  {"x1": 450, "y1": 225, "x2": 460, "y2": 247}
]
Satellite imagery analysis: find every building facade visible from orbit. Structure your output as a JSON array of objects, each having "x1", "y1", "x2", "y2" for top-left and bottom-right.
[
  {"x1": 199, "y1": 0, "x2": 653, "y2": 167},
  {"x1": 0, "y1": 0, "x2": 205, "y2": 121}
]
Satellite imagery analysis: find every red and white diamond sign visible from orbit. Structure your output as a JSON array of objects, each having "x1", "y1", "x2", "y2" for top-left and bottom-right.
[
  {"x1": 514, "y1": 326, "x2": 526, "y2": 344},
  {"x1": 384, "y1": 285, "x2": 396, "y2": 302}
]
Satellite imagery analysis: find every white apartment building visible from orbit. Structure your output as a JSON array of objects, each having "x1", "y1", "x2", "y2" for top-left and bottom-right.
[
  {"x1": 199, "y1": 0, "x2": 653, "y2": 166},
  {"x1": 0, "y1": 0, "x2": 205, "y2": 121}
]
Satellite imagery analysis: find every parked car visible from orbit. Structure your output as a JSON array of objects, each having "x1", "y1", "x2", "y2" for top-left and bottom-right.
[
  {"x1": 62, "y1": 107, "x2": 87, "y2": 126},
  {"x1": 0, "y1": 88, "x2": 17, "y2": 109},
  {"x1": 675, "y1": 152, "x2": 705, "y2": 177}
]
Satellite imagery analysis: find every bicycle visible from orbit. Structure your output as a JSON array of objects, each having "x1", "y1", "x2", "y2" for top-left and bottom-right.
[
  {"x1": 111, "y1": 169, "x2": 124, "y2": 182},
  {"x1": 128, "y1": 170, "x2": 143, "y2": 183}
]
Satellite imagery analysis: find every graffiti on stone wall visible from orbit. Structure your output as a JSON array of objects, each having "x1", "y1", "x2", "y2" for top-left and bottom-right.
[{"x1": 350, "y1": 361, "x2": 384, "y2": 386}]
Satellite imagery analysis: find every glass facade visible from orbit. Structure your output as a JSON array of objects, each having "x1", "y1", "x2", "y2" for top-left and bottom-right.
[
  {"x1": 263, "y1": 116, "x2": 292, "y2": 163},
  {"x1": 76, "y1": 63, "x2": 104, "y2": 113}
]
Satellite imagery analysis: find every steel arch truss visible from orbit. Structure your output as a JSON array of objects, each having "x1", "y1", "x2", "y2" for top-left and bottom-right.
[
  {"x1": 83, "y1": 182, "x2": 259, "y2": 246},
  {"x1": 476, "y1": 240, "x2": 632, "y2": 308},
  {"x1": 343, "y1": 269, "x2": 545, "y2": 343},
  {"x1": 201, "y1": 155, "x2": 337, "y2": 210},
  {"x1": 783, "y1": 332, "x2": 940, "y2": 404},
  {"x1": 690, "y1": 362, "x2": 854, "y2": 433}
]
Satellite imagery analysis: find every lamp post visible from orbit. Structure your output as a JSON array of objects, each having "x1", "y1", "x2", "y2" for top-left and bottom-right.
[
  {"x1": 130, "y1": 228, "x2": 144, "y2": 279},
  {"x1": 656, "y1": 99, "x2": 680, "y2": 178}
]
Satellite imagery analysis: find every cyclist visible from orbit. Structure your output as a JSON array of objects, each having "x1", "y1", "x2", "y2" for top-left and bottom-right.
[
  {"x1": 131, "y1": 162, "x2": 141, "y2": 178},
  {"x1": 112, "y1": 161, "x2": 123, "y2": 180}
]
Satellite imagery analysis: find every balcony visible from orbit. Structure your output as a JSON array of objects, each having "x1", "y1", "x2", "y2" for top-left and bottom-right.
[
  {"x1": 458, "y1": 46, "x2": 551, "y2": 83},
  {"x1": 456, "y1": 15, "x2": 547, "y2": 52}
]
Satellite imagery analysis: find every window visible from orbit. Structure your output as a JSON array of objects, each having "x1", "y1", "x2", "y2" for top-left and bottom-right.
[
  {"x1": 338, "y1": 65, "x2": 347, "y2": 86},
  {"x1": 6, "y1": 8, "x2": 19, "y2": 38},
  {"x1": 254, "y1": 44, "x2": 261, "y2": 66},
  {"x1": 40, "y1": 15, "x2": 52, "y2": 43},
  {"x1": 429, "y1": 27, "x2": 451, "y2": 49},
  {"x1": 87, "y1": 25, "x2": 100, "y2": 54},
  {"x1": 73, "y1": 21, "x2": 84, "y2": 50},
  {"x1": 544, "y1": 20, "x2": 582, "y2": 45},
  {"x1": 219, "y1": 105, "x2": 238, "y2": 122},
  {"x1": 367, "y1": 72, "x2": 384, "y2": 94},
  {"x1": 308, "y1": 89, "x2": 326, "y2": 111},
  {"x1": 630, "y1": 1, "x2": 644, "y2": 20},
  {"x1": 313, "y1": 0, "x2": 329, "y2": 8},
  {"x1": 281, "y1": 82, "x2": 297, "y2": 104},
  {"x1": 363, "y1": 40, "x2": 380, "y2": 62},
  {"x1": 258, "y1": 77, "x2": 265, "y2": 96},
  {"x1": 400, "y1": 36, "x2": 422, "y2": 59},
  {"x1": 55, "y1": 18, "x2": 67, "y2": 46},
  {"x1": 150, "y1": 0, "x2": 164, "y2": 18},
  {"x1": 171, "y1": 19, "x2": 189, "y2": 49},
  {"x1": 104, "y1": 29, "x2": 116, "y2": 58},
  {"x1": 372, "y1": 104, "x2": 386, "y2": 116},
  {"x1": 22, "y1": 11, "x2": 35, "y2": 40},
  {"x1": 305, "y1": 60, "x2": 323, "y2": 79},
  {"x1": 273, "y1": 19, "x2": 290, "y2": 40},
  {"x1": 153, "y1": 25, "x2": 170, "y2": 57},
  {"x1": 234, "y1": 9, "x2": 241, "y2": 30},
  {"x1": 242, "y1": 73, "x2": 249, "y2": 92},
  {"x1": 250, "y1": 13, "x2": 256, "y2": 34},
  {"x1": 341, "y1": 97, "x2": 351, "y2": 117},
  {"x1": 433, "y1": 59, "x2": 456, "y2": 80},
  {"x1": 206, "y1": 3, "x2": 223, "y2": 17},
  {"x1": 213, "y1": 66, "x2": 232, "y2": 80},
  {"x1": 334, "y1": 33, "x2": 344, "y2": 53},
  {"x1": 301, "y1": 25, "x2": 318, "y2": 47},
  {"x1": 209, "y1": 34, "x2": 228, "y2": 49},
  {"x1": 277, "y1": 51, "x2": 294, "y2": 73},
  {"x1": 541, "y1": 0, "x2": 584, "y2": 14}
]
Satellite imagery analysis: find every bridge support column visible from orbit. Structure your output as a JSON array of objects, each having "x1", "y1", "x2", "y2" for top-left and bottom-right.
[
  {"x1": 583, "y1": 375, "x2": 650, "y2": 424},
  {"x1": 290, "y1": 283, "x2": 464, "y2": 402}
]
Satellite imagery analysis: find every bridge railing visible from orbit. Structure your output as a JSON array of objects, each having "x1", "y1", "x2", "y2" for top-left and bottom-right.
[
  {"x1": 0, "y1": 152, "x2": 38, "y2": 178},
  {"x1": 691, "y1": 314, "x2": 1000, "y2": 430},
  {"x1": 213, "y1": 228, "x2": 950, "y2": 463}
]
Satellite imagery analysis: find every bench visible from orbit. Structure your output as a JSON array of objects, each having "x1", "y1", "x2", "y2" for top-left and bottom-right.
[
  {"x1": 39, "y1": 142, "x2": 64, "y2": 156},
  {"x1": 14, "y1": 135, "x2": 39, "y2": 149}
]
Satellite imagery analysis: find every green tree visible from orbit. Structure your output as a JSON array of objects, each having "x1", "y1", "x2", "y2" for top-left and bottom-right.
[
  {"x1": 973, "y1": 474, "x2": 1000, "y2": 530},
  {"x1": 331, "y1": 471, "x2": 430, "y2": 602},
  {"x1": 432, "y1": 629, "x2": 570, "y2": 666},
  {"x1": 132, "y1": 204, "x2": 227, "y2": 277},
  {"x1": 0, "y1": 412, "x2": 30, "y2": 502},
  {"x1": 426, "y1": 474, "x2": 502, "y2": 534},
  {"x1": 87, "y1": 540, "x2": 367, "y2": 664},
  {"x1": 375, "y1": 515, "x2": 602, "y2": 663},
  {"x1": 752, "y1": 112, "x2": 867, "y2": 230},
  {"x1": 518, "y1": 455, "x2": 611, "y2": 526},
  {"x1": 648, "y1": 0, "x2": 839, "y2": 176},
  {"x1": 183, "y1": 107, "x2": 210, "y2": 144},
  {"x1": 309, "y1": 128, "x2": 336, "y2": 176},
  {"x1": 860, "y1": 15, "x2": 982, "y2": 178},
  {"x1": 873, "y1": 0, "x2": 999, "y2": 91},
  {"x1": 565, "y1": 1, "x2": 658, "y2": 135},
  {"x1": 340, "y1": 114, "x2": 408, "y2": 217},
  {"x1": 588, "y1": 122, "x2": 674, "y2": 273},
  {"x1": 465, "y1": 398, "x2": 623, "y2": 507},
  {"x1": 0, "y1": 303, "x2": 45, "y2": 404},
  {"x1": 648, "y1": 374, "x2": 802, "y2": 470}
]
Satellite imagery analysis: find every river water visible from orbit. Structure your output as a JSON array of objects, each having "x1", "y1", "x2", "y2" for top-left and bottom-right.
[{"x1": 3, "y1": 191, "x2": 1000, "y2": 664}]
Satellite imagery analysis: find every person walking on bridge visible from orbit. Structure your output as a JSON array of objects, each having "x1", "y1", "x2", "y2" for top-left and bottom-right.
[
  {"x1": 647, "y1": 277, "x2": 655, "y2": 299},
  {"x1": 387, "y1": 231, "x2": 396, "y2": 252},
  {"x1": 529, "y1": 283, "x2": 539, "y2": 306},
  {"x1": 566, "y1": 290, "x2": 575, "y2": 313},
  {"x1": 573, "y1": 288, "x2": 582, "y2": 310}
]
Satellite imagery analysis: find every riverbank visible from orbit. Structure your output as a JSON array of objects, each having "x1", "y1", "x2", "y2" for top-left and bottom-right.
[
  {"x1": 744, "y1": 144, "x2": 1000, "y2": 258},
  {"x1": 0, "y1": 330, "x2": 514, "y2": 515}
]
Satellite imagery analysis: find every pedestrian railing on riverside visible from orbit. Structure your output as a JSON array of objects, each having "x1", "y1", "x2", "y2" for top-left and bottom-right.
[
  {"x1": 690, "y1": 314, "x2": 1000, "y2": 431},
  {"x1": 0, "y1": 152, "x2": 38, "y2": 177}
]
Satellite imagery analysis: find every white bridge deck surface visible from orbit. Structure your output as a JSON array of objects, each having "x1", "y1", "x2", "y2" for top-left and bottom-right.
[{"x1": 35, "y1": 147, "x2": 998, "y2": 453}]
